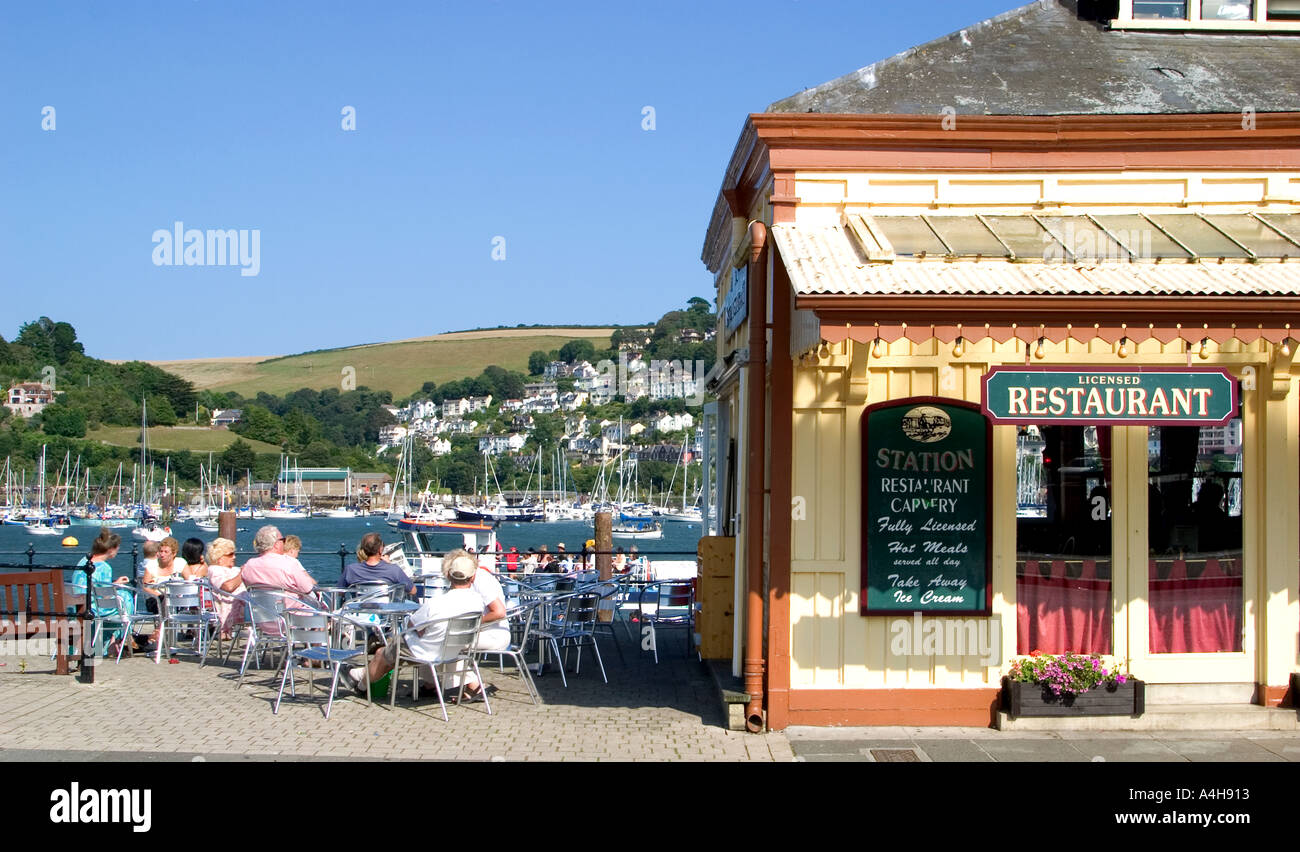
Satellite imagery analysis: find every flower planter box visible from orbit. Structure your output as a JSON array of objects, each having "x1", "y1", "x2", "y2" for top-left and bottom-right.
[{"x1": 1002, "y1": 676, "x2": 1144, "y2": 719}]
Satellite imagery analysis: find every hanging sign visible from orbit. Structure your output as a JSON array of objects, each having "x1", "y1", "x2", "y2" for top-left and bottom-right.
[
  {"x1": 862, "y1": 397, "x2": 991, "y2": 616},
  {"x1": 723, "y1": 265, "x2": 748, "y2": 336},
  {"x1": 982, "y1": 367, "x2": 1237, "y2": 426}
]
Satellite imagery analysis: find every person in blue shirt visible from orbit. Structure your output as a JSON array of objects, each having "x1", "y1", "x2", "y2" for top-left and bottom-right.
[
  {"x1": 340, "y1": 533, "x2": 415, "y2": 596},
  {"x1": 67, "y1": 528, "x2": 136, "y2": 656}
]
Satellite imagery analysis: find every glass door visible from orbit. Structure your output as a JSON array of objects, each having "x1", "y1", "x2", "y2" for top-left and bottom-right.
[
  {"x1": 1014, "y1": 420, "x2": 1255, "y2": 683},
  {"x1": 1120, "y1": 422, "x2": 1253, "y2": 683}
]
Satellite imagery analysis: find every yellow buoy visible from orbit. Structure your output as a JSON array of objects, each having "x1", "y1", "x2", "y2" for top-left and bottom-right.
[{"x1": 61, "y1": 536, "x2": 79, "y2": 547}]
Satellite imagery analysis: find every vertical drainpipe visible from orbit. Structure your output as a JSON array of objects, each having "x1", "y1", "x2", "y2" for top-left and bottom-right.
[{"x1": 743, "y1": 220, "x2": 768, "y2": 733}]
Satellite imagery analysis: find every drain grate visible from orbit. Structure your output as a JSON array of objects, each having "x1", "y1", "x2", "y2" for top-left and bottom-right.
[{"x1": 869, "y1": 748, "x2": 921, "y2": 763}]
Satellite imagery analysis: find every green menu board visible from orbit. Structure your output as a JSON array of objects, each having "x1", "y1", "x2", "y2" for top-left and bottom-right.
[{"x1": 861, "y1": 398, "x2": 991, "y2": 616}]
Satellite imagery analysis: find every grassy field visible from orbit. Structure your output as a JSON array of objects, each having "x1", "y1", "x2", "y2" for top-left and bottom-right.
[
  {"x1": 88, "y1": 426, "x2": 283, "y2": 455},
  {"x1": 152, "y1": 327, "x2": 618, "y2": 397}
]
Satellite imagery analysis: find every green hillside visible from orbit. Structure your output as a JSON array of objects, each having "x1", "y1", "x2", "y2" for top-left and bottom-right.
[
  {"x1": 88, "y1": 426, "x2": 283, "y2": 455},
  {"x1": 155, "y1": 328, "x2": 618, "y2": 397}
]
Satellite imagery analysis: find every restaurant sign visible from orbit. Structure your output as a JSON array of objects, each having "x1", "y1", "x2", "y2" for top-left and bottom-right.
[
  {"x1": 862, "y1": 398, "x2": 991, "y2": 616},
  {"x1": 723, "y1": 265, "x2": 748, "y2": 336},
  {"x1": 982, "y1": 367, "x2": 1237, "y2": 426}
]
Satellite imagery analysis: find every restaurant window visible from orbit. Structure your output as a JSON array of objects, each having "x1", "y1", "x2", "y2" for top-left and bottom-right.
[
  {"x1": 1015, "y1": 425, "x2": 1113, "y2": 655},
  {"x1": 1147, "y1": 420, "x2": 1244, "y2": 653},
  {"x1": 1203, "y1": 0, "x2": 1253, "y2": 18},
  {"x1": 1134, "y1": 0, "x2": 1187, "y2": 16},
  {"x1": 1117, "y1": 0, "x2": 1300, "y2": 25}
]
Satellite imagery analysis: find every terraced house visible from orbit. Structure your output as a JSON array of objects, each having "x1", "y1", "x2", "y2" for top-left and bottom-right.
[{"x1": 701, "y1": 0, "x2": 1300, "y2": 729}]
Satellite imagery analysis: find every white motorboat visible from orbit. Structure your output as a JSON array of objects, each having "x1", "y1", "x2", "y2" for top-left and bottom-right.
[{"x1": 612, "y1": 520, "x2": 664, "y2": 540}]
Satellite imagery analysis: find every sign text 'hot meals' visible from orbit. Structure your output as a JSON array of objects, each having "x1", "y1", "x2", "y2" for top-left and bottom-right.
[{"x1": 981, "y1": 367, "x2": 1238, "y2": 426}]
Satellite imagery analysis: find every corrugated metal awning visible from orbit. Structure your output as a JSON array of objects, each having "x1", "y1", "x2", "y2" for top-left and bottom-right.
[{"x1": 773, "y1": 219, "x2": 1300, "y2": 346}]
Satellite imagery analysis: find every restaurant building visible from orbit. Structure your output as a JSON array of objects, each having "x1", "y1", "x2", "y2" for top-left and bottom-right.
[{"x1": 700, "y1": 0, "x2": 1300, "y2": 729}]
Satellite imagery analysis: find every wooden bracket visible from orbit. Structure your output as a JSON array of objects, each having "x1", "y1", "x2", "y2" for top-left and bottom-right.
[
  {"x1": 846, "y1": 340, "x2": 871, "y2": 404},
  {"x1": 1268, "y1": 346, "x2": 1295, "y2": 400}
]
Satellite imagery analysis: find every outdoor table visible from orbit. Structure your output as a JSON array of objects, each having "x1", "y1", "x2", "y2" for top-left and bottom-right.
[
  {"x1": 315, "y1": 586, "x2": 354, "y2": 612},
  {"x1": 340, "y1": 599, "x2": 420, "y2": 649},
  {"x1": 146, "y1": 579, "x2": 205, "y2": 661}
]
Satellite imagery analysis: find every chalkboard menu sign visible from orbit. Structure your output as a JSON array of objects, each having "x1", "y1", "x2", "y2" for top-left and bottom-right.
[{"x1": 861, "y1": 397, "x2": 991, "y2": 616}]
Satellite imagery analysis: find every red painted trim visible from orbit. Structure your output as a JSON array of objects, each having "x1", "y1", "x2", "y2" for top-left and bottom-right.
[
  {"x1": 1258, "y1": 683, "x2": 1289, "y2": 707},
  {"x1": 767, "y1": 252, "x2": 795, "y2": 731},
  {"x1": 751, "y1": 113, "x2": 1300, "y2": 156},
  {"x1": 785, "y1": 688, "x2": 1000, "y2": 727}
]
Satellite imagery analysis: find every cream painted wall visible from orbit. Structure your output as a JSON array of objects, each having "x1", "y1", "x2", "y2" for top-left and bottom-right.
[
  {"x1": 791, "y1": 169, "x2": 1300, "y2": 224},
  {"x1": 787, "y1": 334, "x2": 1299, "y2": 690}
]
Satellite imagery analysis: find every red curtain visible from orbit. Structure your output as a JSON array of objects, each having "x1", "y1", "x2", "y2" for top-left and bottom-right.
[
  {"x1": 1016, "y1": 559, "x2": 1112, "y2": 655},
  {"x1": 1148, "y1": 557, "x2": 1242, "y2": 653}
]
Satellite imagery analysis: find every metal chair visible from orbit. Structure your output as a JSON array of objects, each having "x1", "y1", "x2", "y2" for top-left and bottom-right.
[
  {"x1": 115, "y1": 582, "x2": 161, "y2": 662},
  {"x1": 390, "y1": 612, "x2": 488, "y2": 721},
  {"x1": 637, "y1": 581, "x2": 695, "y2": 664},
  {"x1": 197, "y1": 580, "x2": 250, "y2": 667},
  {"x1": 87, "y1": 584, "x2": 128, "y2": 659},
  {"x1": 236, "y1": 587, "x2": 292, "y2": 687},
  {"x1": 590, "y1": 580, "x2": 626, "y2": 664},
  {"x1": 471, "y1": 603, "x2": 541, "y2": 705},
  {"x1": 534, "y1": 591, "x2": 606, "y2": 686},
  {"x1": 154, "y1": 581, "x2": 219, "y2": 663},
  {"x1": 273, "y1": 608, "x2": 369, "y2": 719}
]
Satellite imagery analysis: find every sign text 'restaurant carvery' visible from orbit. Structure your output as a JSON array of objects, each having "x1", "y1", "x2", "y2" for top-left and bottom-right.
[
  {"x1": 981, "y1": 368, "x2": 1237, "y2": 426},
  {"x1": 862, "y1": 399, "x2": 990, "y2": 616}
]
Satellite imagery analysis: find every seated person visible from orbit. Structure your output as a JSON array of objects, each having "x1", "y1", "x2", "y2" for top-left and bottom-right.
[
  {"x1": 457, "y1": 547, "x2": 511, "y2": 653},
  {"x1": 205, "y1": 537, "x2": 245, "y2": 639},
  {"x1": 136, "y1": 540, "x2": 160, "y2": 582},
  {"x1": 180, "y1": 538, "x2": 209, "y2": 580},
  {"x1": 341, "y1": 532, "x2": 414, "y2": 597},
  {"x1": 68, "y1": 528, "x2": 136, "y2": 657},
  {"x1": 240, "y1": 525, "x2": 317, "y2": 600},
  {"x1": 141, "y1": 536, "x2": 188, "y2": 641},
  {"x1": 348, "y1": 553, "x2": 503, "y2": 701}
]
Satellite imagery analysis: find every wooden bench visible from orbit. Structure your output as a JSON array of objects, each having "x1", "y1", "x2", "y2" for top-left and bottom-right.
[{"x1": 0, "y1": 570, "x2": 72, "y2": 674}]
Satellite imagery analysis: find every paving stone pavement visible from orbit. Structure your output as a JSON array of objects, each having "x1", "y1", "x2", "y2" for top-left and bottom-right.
[
  {"x1": 0, "y1": 646, "x2": 794, "y2": 762},
  {"x1": 785, "y1": 726, "x2": 1300, "y2": 762}
]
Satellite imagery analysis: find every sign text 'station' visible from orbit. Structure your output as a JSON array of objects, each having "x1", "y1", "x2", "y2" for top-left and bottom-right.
[{"x1": 862, "y1": 399, "x2": 990, "y2": 615}]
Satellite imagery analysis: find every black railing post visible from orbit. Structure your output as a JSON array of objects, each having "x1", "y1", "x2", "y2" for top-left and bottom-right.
[
  {"x1": 337, "y1": 544, "x2": 348, "y2": 574},
  {"x1": 130, "y1": 544, "x2": 139, "y2": 579},
  {"x1": 26, "y1": 544, "x2": 35, "y2": 566},
  {"x1": 78, "y1": 553, "x2": 94, "y2": 684}
]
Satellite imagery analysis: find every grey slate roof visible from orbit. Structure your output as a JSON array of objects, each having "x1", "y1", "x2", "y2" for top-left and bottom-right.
[{"x1": 769, "y1": 0, "x2": 1300, "y2": 116}]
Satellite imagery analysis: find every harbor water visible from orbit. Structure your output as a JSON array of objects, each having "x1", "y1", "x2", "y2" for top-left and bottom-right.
[{"x1": 0, "y1": 515, "x2": 706, "y2": 586}]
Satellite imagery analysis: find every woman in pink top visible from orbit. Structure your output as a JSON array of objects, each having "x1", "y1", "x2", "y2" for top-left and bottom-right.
[{"x1": 205, "y1": 538, "x2": 245, "y2": 639}]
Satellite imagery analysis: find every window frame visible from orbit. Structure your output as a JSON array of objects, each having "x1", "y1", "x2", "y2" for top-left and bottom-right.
[{"x1": 1114, "y1": 0, "x2": 1300, "y2": 30}]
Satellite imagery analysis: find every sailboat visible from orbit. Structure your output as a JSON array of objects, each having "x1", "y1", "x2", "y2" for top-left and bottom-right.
[
  {"x1": 132, "y1": 399, "x2": 173, "y2": 541},
  {"x1": 659, "y1": 435, "x2": 703, "y2": 523},
  {"x1": 25, "y1": 446, "x2": 61, "y2": 535}
]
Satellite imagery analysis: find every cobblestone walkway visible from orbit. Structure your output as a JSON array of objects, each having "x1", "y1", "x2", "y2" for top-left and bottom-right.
[{"x1": 0, "y1": 646, "x2": 793, "y2": 762}]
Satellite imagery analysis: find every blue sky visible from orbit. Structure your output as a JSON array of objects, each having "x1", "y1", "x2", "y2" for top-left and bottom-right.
[{"x1": 1, "y1": 0, "x2": 1019, "y2": 361}]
